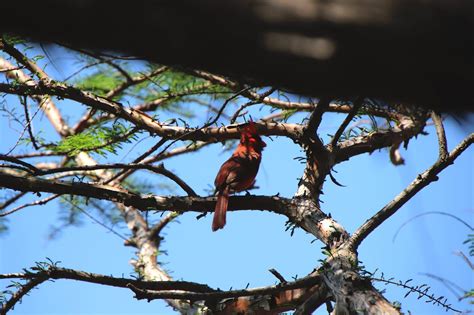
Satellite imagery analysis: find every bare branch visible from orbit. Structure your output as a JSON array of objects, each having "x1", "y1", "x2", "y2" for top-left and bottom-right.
[
  {"x1": 430, "y1": 111, "x2": 448, "y2": 161},
  {"x1": 0, "y1": 266, "x2": 212, "y2": 293},
  {"x1": 454, "y1": 251, "x2": 474, "y2": 271},
  {"x1": 0, "y1": 265, "x2": 322, "y2": 308},
  {"x1": 306, "y1": 98, "x2": 330, "y2": 134},
  {"x1": 334, "y1": 114, "x2": 426, "y2": 163},
  {"x1": 128, "y1": 274, "x2": 322, "y2": 301},
  {"x1": 35, "y1": 162, "x2": 197, "y2": 196},
  {"x1": 0, "y1": 192, "x2": 27, "y2": 210},
  {"x1": 62, "y1": 198, "x2": 128, "y2": 241},
  {"x1": 9, "y1": 151, "x2": 63, "y2": 159},
  {"x1": 330, "y1": 97, "x2": 363, "y2": 149},
  {"x1": 0, "y1": 154, "x2": 40, "y2": 174},
  {"x1": 0, "y1": 82, "x2": 303, "y2": 141},
  {"x1": 0, "y1": 276, "x2": 47, "y2": 315},
  {"x1": 21, "y1": 96, "x2": 39, "y2": 150},
  {"x1": 0, "y1": 194, "x2": 59, "y2": 217},
  {"x1": 268, "y1": 268, "x2": 287, "y2": 283},
  {"x1": 189, "y1": 70, "x2": 397, "y2": 119},
  {"x1": 229, "y1": 87, "x2": 276, "y2": 123},
  {"x1": 0, "y1": 171, "x2": 289, "y2": 213},
  {"x1": 293, "y1": 284, "x2": 330, "y2": 315},
  {"x1": 148, "y1": 212, "x2": 179, "y2": 239},
  {"x1": 0, "y1": 38, "x2": 49, "y2": 80},
  {"x1": 392, "y1": 211, "x2": 473, "y2": 243},
  {"x1": 349, "y1": 133, "x2": 474, "y2": 249}
]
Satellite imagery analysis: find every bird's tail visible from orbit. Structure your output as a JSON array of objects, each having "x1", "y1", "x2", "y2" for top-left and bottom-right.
[{"x1": 212, "y1": 187, "x2": 229, "y2": 231}]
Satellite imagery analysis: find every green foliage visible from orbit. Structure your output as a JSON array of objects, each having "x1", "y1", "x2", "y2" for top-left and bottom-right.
[
  {"x1": 75, "y1": 71, "x2": 124, "y2": 96},
  {"x1": 49, "y1": 122, "x2": 138, "y2": 157},
  {"x1": 1, "y1": 34, "x2": 26, "y2": 46},
  {"x1": 132, "y1": 69, "x2": 232, "y2": 112},
  {"x1": 463, "y1": 234, "x2": 474, "y2": 256},
  {"x1": 0, "y1": 217, "x2": 8, "y2": 235},
  {"x1": 282, "y1": 108, "x2": 298, "y2": 121},
  {"x1": 463, "y1": 289, "x2": 474, "y2": 304}
]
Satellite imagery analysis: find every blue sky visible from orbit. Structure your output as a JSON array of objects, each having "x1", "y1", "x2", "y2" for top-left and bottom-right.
[{"x1": 0, "y1": 47, "x2": 473, "y2": 314}]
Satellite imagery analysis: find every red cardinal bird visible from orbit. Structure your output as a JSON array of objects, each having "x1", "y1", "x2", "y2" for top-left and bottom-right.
[{"x1": 212, "y1": 122, "x2": 266, "y2": 231}]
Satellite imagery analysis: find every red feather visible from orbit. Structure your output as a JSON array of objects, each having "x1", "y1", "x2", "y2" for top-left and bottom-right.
[{"x1": 212, "y1": 123, "x2": 265, "y2": 231}]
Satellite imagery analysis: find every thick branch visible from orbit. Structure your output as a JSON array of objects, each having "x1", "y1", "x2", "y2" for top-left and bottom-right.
[
  {"x1": 128, "y1": 274, "x2": 322, "y2": 301},
  {"x1": 0, "y1": 266, "x2": 323, "y2": 309},
  {"x1": 0, "y1": 82, "x2": 302, "y2": 141},
  {"x1": 334, "y1": 114, "x2": 426, "y2": 163},
  {"x1": 0, "y1": 172, "x2": 289, "y2": 212}
]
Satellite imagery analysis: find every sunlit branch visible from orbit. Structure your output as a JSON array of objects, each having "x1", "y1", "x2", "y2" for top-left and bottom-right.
[{"x1": 0, "y1": 82, "x2": 303, "y2": 141}]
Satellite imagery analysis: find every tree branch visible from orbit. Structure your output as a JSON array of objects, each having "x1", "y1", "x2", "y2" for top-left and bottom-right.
[
  {"x1": 430, "y1": 111, "x2": 448, "y2": 161},
  {"x1": 349, "y1": 132, "x2": 474, "y2": 249},
  {"x1": 330, "y1": 97, "x2": 363, "y2": 149},
  {"x1": 0, "y1": 171, "x2": 289, "y2": 212},
  {"x1": 0, "y1": 82, "x2": 303, "y2": 141},
  {"x1": 35, "y1": 162, "x2": 197, "y2": 197},
  {"x1": 0, "y1": 277, "x2": 47, "y2": 315},
  {"x1": 334, "y1": 114, "x2": 426, "y2": 163},
  {"x1": 0, "y1": 265, "x2": 322, "y2": 308}
]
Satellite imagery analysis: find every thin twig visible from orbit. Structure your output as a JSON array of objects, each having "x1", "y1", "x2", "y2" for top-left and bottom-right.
[
  {"x1": 0, "y1": 194, "x2": 59, "y2": 217},
  {"x1": 148, "y1": 212, "x2": 179, "y2": 238},
  {"x1": 105, "y1": 137, "x2": 168, "y2": 183},
  {"x1": 330, "y1": 97, "x2": 363, "y2": 149},
  {"x1": 420, "y1": 272, "x2": 467, "y2": 300},
  {"x1": 268, "y1": 268, "x2": 287, "y2": 283},
  {"x1": 371, "y1": 277, "x2": 460, "y2": 313},
  {"x1": 454, "y1": 251, "x2": 474, "y2": 271},
  {"x1": 152, "y1": 86, "x2": 253, "y2": 158},
  {"x1": 62, "y1": 198, "x2": 128, "y2": 241},
  {"x1": 36, "y1": 162, "x2": 197, "y2": 197},
  {"x1": 104, "y1": 66, "x2": 168, "y2": 100},
  {"x1": 229, "y1": 87, "x2": 276, "y2": 123},
  {"x1": 21, "y1": 96, "x2": 39, "y2": 150},
  {"x1": 0, "y1": 192, "x2": 27, "y2": 210},
  {"x1": 392, "y1": 211, "x2": 473, "y2": 243}
]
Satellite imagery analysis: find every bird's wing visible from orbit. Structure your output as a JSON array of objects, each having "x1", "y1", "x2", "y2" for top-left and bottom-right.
[{"x1": 214, "y1": 156, "x2": 260, "y2": 191}]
